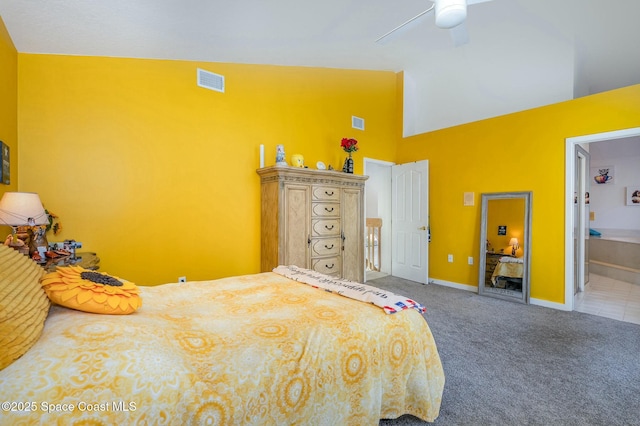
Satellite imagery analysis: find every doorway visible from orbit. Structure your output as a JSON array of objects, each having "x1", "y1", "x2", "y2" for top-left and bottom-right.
[
  {"x1": 364, "y1": 158, "x2": 430, "y2": 284},
  {"x1": 564, "y1": 126, "x2": 640, "y2": 311},
  {"x1": 574, "y1": 144, "x2": 590, "y2": 295},
  {"x1": 364, "y1": 159, "x2": 393, "y2": 281}
]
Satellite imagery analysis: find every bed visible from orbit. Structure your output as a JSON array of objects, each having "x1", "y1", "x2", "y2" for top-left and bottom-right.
[
  {"x1": 0, "y1": 245, "x2": 444, "y2": 425},
  {"x1": 490, "y1": 256, "x2": 524, "y2": 290}
]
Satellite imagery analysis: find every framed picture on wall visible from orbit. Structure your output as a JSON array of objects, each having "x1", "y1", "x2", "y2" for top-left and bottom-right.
[
  {"x1": 591, "y1": 165, "x2": 615, "y2": 185},
  {"x1": 1, "y1": 141, "x2": 9, "y2": 185},
  {"x1": 626, "y1": 186, "x2": 640, "y2": 205}
]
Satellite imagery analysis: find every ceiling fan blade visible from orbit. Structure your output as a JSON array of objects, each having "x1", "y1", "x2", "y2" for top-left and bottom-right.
[
  {"x1": 375, "y1": 5, "x2": 435, "y2": 44},
  {"x1": 449, "y1": 21, "x2": 469, "y2": 47},
  {"x1": 467, "y1": 0, "x2": 493, "y2": 5}
]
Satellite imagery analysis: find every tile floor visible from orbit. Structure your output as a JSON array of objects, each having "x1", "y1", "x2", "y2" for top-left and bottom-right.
[{"x1": 574, "y1": 273, "x2": 640, "y2": 325}]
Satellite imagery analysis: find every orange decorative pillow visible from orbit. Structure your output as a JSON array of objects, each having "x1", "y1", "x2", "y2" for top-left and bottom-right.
[{"x1": 40, "y1": 266, "x2": 142, "y2": 315}]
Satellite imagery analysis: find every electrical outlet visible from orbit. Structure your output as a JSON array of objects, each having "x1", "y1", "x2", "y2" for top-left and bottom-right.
[
  {"x1": 468, "y1": 256, "x2": 474, "y2": 265},
  {"x1": 178, "y1": 276, "x2": 187, "y2": 283},
  {"x1": 447, "y1": 254, "x2": 453, "y2": 263}
]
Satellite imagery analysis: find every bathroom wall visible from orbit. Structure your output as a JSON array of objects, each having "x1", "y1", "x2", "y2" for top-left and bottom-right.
[{"x1": 589, "y1": 136, "x2": 640, "y2": 231}]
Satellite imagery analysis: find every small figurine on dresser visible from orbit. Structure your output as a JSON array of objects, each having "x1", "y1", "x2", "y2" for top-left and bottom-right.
[
  {"x1": 3, "y1": 233, "x2": 29, "y2": 256},
  {"x1": 275, "y1": 144, "x2": 287, "y2": 166},
  {"x1": 29, "y1": 226, "x2": 49, "y2": 259}
]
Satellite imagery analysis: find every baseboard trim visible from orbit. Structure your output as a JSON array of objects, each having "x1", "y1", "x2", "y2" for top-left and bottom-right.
[
  {"x1": 590, "y1": 259, "x2": 640, "y2": 274},
  {"x1": 429, "y1": 278, "x2": 571, "y2": 311},
  {"x1": 429, "y1": 278, "x2": 477, "y2": 293},
  {"x1": 530, "y1": 298, "x2": 571, "y2": 311}
]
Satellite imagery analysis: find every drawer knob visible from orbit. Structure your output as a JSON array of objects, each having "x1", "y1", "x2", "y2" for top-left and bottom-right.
[
  {"x1": 325, "y1": 225, "x2": 334, "y2": 230},
  {"x1": 325, "y1": 263, "x2": 335, "y2": 269},
  {"x1": 325, "y1": 191, "x2": 334, "y2": 196},
  {"x1": 325, "y1": 207, "x2": 334, "y2": 212},
  {"x1": 325, "y1": 244, "x2": 334, "y2": 249}
]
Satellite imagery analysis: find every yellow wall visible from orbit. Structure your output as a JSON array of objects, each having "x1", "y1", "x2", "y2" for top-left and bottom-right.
[
  {"x1": 396, "y1": 84, "x2": 640, "y2": 303},
  {"x1": 486, "y1": 198, "x2": 525, "y2": 257},
  {"x1": 11, "y1": 40, "x2": 640, "y2": 303},
  {"x1": 17, "y1": 54, "x2": 398, "y2": 285},
  {"x1": 0, "y1": 17, "x2": 18, "y2": 237}
]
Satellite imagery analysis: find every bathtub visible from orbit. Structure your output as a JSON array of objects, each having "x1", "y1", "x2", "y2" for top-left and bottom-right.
[{"x1": 589, "y1": 229, "x2": 640, "y2": 285}]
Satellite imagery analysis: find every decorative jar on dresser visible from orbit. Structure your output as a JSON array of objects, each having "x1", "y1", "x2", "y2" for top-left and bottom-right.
[{"x1": 257, "y1": 166, "x2": 368, "y2": 282}]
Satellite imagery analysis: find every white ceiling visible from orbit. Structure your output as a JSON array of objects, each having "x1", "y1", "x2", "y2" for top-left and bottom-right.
[
  {"x1": 1, "y1": 0, "x2": 639, "y2": 131},
  {"x1": 591, "y1": 136, "x2": 640, "y2": 162}
]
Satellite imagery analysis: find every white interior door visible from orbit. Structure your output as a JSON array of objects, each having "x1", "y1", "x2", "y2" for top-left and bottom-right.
[{"x1": 391, "y1": 160, "x2": 429, "y2": 283}]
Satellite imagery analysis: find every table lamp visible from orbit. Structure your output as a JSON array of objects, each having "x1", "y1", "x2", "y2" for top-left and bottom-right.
[
  {"x1": 509, "y1": 237, "x2": 519, "y2": 256},
  {"x1": 0, "y1": 192, "x2": 48, "y2": 254}
]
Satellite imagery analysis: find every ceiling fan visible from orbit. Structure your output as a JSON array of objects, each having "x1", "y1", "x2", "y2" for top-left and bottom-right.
[{"x1": 376, "y1": 0, "x2": 494, "y2": 46}]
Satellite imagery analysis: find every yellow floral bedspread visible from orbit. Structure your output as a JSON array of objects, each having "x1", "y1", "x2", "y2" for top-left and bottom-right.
[
  {"x1": 491, "y1": 261, "x2": 524, "y2": 286},
  {"x1": 0, "y1": 272, "x2": 444, "y2": 425}
]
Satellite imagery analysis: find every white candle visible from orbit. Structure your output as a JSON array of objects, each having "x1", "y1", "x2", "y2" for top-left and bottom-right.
[{"x1": 259, "y1": 144, "x2": 265, "y2": 168}]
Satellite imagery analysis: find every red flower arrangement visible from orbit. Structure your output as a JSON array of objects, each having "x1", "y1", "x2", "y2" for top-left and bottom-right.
[{"x1": 341, "y1": 138, "x2": 358, "y2": 153}]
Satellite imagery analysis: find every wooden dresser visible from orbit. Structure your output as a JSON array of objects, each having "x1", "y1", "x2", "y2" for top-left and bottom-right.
[
  {"x1": 257, "y1": 166, "x2": 368, "y2": 282},
  {"x1": 484, "y1": 252, "x2": 513, "y2": 286},
  {"x1": 484, "y1": 253, "x2": 502, "y2": 286}
]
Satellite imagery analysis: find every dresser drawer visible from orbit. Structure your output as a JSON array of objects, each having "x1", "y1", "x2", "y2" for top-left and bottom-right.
[
  {"x1": 312, "y1": 202, "x2": 340, "y2": 217},
  {"x1": 312, "y1": 256, "x2": 341, "y2": 275},
  {"x1": 312, "y1": 219, "x2": 341, "y2": 236},
  {"x1": 312, "y1": 186, "x2": 340, "y2": 201},
  {"x1": 311, "y1": 237, "x2": 341, "y2": 257}
]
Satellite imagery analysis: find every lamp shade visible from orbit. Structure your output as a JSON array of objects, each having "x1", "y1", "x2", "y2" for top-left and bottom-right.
[
  {"x1": 0, "y1": 192, "x2": 48, "y2": 226},
  {"x1": 508, "y1": 238, "x2": 519, "y2": 247}
]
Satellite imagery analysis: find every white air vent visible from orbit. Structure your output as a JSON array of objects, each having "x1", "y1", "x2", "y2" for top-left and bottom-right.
[
  {"x1": 352, "y1": 116, "x2": 365, "y2": 130},
  {"x1": 197, "y1": 68, "x2": 225, "y2": 93}
]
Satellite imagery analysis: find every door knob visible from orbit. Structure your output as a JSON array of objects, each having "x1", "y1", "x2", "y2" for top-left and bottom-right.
[{"x1": 418, "y1": 226, "x2": 427, "y2": 231}]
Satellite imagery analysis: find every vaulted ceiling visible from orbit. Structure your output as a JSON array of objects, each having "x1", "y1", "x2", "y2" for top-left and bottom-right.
[{"x1": 2, "y1": 0, "x2": 639, "y2": 133}]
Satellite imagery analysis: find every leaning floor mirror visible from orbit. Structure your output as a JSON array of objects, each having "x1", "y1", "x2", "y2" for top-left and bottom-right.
[{"x1": 478, "y1": 192, "x2": 532, "y2": 304}]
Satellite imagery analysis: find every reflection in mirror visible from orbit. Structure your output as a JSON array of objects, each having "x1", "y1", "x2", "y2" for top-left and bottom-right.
[{"x1": 479, "y1": 192, "x2": 532, "y2": 304}]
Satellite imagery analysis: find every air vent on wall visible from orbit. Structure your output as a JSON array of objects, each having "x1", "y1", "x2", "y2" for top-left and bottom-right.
[
  {"x1": 197, "y1": 68, "x2": 225, "y2": 93},
  {"x1": 352, "y1": 116, "x2": 365, "y2": 131}
]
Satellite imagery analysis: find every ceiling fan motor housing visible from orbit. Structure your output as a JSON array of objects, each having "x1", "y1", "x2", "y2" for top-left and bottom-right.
[{"x1": 435, "y1": 0, "x2": 468, "y2": 29}]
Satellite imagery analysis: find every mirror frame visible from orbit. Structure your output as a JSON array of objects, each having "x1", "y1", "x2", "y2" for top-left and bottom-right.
[{"x1": 478, "y1": 191, "x2": 532, "y2": 304}]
